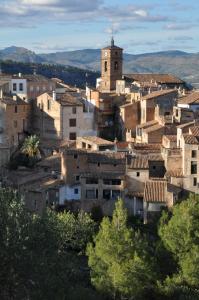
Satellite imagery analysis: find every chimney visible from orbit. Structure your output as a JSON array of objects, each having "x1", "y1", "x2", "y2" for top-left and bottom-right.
[
  {"x1": 52, "y1": 90, "x2": 56, "y2": 101},
  {"x1": 18, "y1": 73, "x2": 22, "y2": 78}
]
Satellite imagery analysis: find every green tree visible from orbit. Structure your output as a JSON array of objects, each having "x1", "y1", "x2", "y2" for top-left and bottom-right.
[
  {"x1": 158, "y1": 194, "x2": 199, "y2": 296},
  {"x1": 57, "y1": 210, "x2": 96, "y2": 253},
  {"x1": 87, "y1": 199, "x2": 156, "y2": 300},
  {"x1": 21, "y1": 135, "x2": 40, "y2": 159}
]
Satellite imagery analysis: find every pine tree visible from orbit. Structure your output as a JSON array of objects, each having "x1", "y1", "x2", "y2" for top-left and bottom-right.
[{"x1": 87, "y1": 199, "x2": 156, "y2": 299}]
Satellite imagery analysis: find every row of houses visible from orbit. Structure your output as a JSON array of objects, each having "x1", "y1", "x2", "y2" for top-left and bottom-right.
[{"x1": 0, "y1": 38, "x2": 199, "y2": 223}]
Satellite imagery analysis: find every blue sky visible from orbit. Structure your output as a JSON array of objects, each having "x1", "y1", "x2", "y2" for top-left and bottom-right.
[{"x1": 0, "y1": 0, "x2": 198, "y2": 54}]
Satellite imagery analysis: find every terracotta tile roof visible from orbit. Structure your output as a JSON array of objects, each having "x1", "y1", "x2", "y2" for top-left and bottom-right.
[
  {"x1": 124, "y1": 73, "x2": 184, "y2": 84},
  {"x1": 129, "y1": 154, "x2": 163, "y2": 169},
  {"x1": 1, "y1": 96, "x2": 29, "y2": 106},
  {"x1": 144, "y1": 124, "x2": 164, "y2": 133},
  {"x1": 130, "y1": 156, "x2": 149, "y2": 169},
  {"x1": 133, "y1": 143, "x2": 161, "y2": 150},
  {"x1": 165, "y1": 169, "x2": 183, "y2": 178},
  {"x1": 189, "y1": 126, "x2": 199, "y2": 137},
  {"x1": 116, "y1": 141, "x2": 131, "y2": 149},
  {"x1": 178, "y1": 92, "x2": 199, "y2": 105},
  {"x1": 47, "y1": 92, "x2": 83, "y2": 106},
  {"x1": 64, "y1": 149, "x2": 126, "y2": 164},
  {"x1": 177, "y1": 121, "x2": 195, "y2": 129},
  {"x1": 88, "y1": 152, "x2": 126, "y2": 164},
  {"x1": 144, "y1": 180, "x2": 167, "y2": 203},
  {"x1": 183, "y1": 134, "x2": 199, "y2": 144},
  {"x1": 163, "y1": 135, "x2": 177, "y2": 142},
  {"x1": 80, "y1": 136, "x2": 114, "y2": 145},
  {"x1": 142, "y1": 89, "x2": 177, "y2": 101},
  {"x1": 137, "y1": 120, "x2": 158, "y2": 129}
]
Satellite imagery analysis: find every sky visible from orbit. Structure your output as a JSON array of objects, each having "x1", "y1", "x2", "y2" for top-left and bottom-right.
[{"x1": 0, "y1": 0, "x2": 198, "y2": 54}]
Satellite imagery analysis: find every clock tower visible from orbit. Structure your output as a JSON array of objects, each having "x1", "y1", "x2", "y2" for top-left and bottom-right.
[{"x1": 100, "y1": 37, "x2": 123, "y2": 92}]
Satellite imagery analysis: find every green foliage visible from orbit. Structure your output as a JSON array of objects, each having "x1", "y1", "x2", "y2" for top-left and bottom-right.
[
  {"x1": 0, "y1": 188, "x2": 97, "y2": 299},
  {"x1": 158, "y1": 194, "x2": 199, "y2": 296},
  {"x1": 21, "y1": 135, "x2": 40, "y2": 158},
  {"x1": 87, "y1": 199, "x2": 156, "y2": 300},
  {"x1": 57, "y1": 210, "x2": 96, "y2": 253}
]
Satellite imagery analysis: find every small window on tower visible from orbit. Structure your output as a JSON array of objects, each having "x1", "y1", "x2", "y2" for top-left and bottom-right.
[
  {"x1": 104, "y1": 61, "x2": 107, "y2": 72},
  {"x1": 114, "y1": 61, "x2": 118, "y2": 70}
]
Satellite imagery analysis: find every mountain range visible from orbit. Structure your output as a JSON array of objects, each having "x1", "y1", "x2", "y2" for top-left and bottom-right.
[{"x1": 1, "y1": 46, "x2": 199, "y2": 87}]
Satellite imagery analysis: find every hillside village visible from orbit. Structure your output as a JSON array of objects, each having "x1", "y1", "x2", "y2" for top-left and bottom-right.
[{"x1": 0, "y1": 38, "x2": 199, "y2": 223}]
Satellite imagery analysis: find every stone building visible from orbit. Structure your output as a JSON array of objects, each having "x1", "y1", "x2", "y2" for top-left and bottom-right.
[
  {"x1": 0, "y1": 94, "x2": 30, "y2": 148},
  {"x1": 0, "y1": 73, "x2": 56, "y2": 102},
  {"x1": 61, "y1": 149, "x2": 126, "y2": 215},
  {"x1": 99, "y1": 37, "x2": 123, "y2": 92},
  {"x1": 34, "y1": 91, "x2": 97, "y2": 141}
]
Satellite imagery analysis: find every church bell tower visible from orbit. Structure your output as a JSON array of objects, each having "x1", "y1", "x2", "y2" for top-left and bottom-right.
[{"x1": 100, "y1": 37, "x2": 123, "y2": 92}]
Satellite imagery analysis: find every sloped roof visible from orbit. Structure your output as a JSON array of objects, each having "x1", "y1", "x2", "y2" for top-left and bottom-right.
[
  {"x1": 80, "y1": 136, "x2": 114, "y2": 145},
  {"x1": 144, "y1": 180, "x2": 167, "y2": 202},
  {"x1": 189, "y1": 126, "x2": 199, "y2": 137},
  {"x1": 163, "y1": 135, "x2": 177, "y2": 142},
  {"x1": 129, "y1": 154, "x2": 163, "y2": 169},
  {"x1": 142, "y1": 89, "x2": 177, "y2": 101},
  {"x1": 183, "y1": 134, "x2": 199, "y2": 145},
  {"x1": 178, "y1": 92, "x2": 199, "y2": 105},
  {"x1": 124, "y1": 73, "x2": 184, "y2": 84},
  {"x1": 144, "y1": 124, "x2": 164, "y2": 133},
  {"x1": 137, "y1": 120, "x2": 158, "y2": 129}
]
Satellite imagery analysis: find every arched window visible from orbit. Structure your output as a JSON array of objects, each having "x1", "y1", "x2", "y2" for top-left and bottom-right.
[
  {"x1": 104, "y1": 61, "x2": 108, "y2": 72},
  {"x1": 114, "y1": 61, "x2": 118, "y2": 70}
]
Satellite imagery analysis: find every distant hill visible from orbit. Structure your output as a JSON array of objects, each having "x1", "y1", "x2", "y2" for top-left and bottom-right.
[
  {"x1": 0, "y1": 46, "x2": 199, "y2": 87},
  {"x1": 0, "y1": 60, "x2": 99, "y2": 88}
]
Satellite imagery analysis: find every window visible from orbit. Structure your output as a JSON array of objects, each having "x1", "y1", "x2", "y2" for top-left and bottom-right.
[
  {"x1": 76, "y1": 175, "x2": 80, "y2": 181},
  {"x1": 14, "y1": 106, "x2": 18, "y2": 113},
  {"x1": 103, "y1": 189, "x2": 111, "y2": 200},
  {"x1": 86, "y1": 178, "x2": 98, "y2": 184},
  {"x1": 69, "y1": 119, "x2": 76, "y2": 127},
  {"x1": 112, "y1": 190, "x2": 120, "y2": 200},
  {"x1": 13, "y1": 83, "x2": 17, "y2": 91},
  {"x1": 47, "y1": 99, "x2": 51, "y2": 110},
  {"x1": 192, "y1": 150, "x2": 197, "y2": 158},
  {"x1": 176, "y1": 109, "x2": 179, "y2": 117},
  {"x1": 114, "y1": 61, "x2": 118, "y2": 70},
  {"x1": 193, "y1": 177, "x2": 197, "y2": 186},
  {"x1": 74, "y1": 154, "x2": 78, "y2": 159},
  {"x1": 104, "y1": 61, "x2": 107, "y2": 72},
  {"x1": 74, "y1": 188, "x2": 79, "y2": 194},
  {"x1": 103, "y1": 179, "x2": 121, "y2": 185},
  {"x1": 115, "y1": 51, "x2": 118, "y2": 55},
  {"x1": 97, "y1": 162, "x2": 100, "y2": 167},
  {"x1": 86, "y1": 189, "x2": 96, "y2": 199},
  {"x1": 70, "y1": 132, "x2": 76, "y2": 140},
  {"x1": 72, "y1": 107, "x2": 76, "y2": 114},
  {"x1": 19, "y1": 83, "x2": 23, "y2": 91},
  {"x1": 191, "y1": 161, "x2": 197, "y2": 174},
  {"x1": 13, "y1": 120, "x2": 17, "y2": 128},
  {"x1": 36, "y1": 86, "x2": 40, "y2": 92},
  {"x1": 82, "y1": 142, "x2": 86, "y2": 148},
  {"x1": 136, "y1": 172, "x2": 140, "y2": 177}
]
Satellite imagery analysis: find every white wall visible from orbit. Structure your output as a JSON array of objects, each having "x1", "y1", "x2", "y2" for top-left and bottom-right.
[
  {"x1": 11, "y1": 79, "x2": 27, "y2": 100},
  {"x1": 59, "y1": 185, "x2": 81, "y2": 204}
]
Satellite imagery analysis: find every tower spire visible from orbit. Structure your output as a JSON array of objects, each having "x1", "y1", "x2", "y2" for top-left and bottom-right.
[{"x1": 111, "y1": 36, "x2": 114, "y2": 47}]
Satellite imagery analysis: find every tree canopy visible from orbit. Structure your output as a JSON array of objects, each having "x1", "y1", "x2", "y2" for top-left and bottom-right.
[{"x1": 87, "y1": 198, "x2": 156, "y2": 300}]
